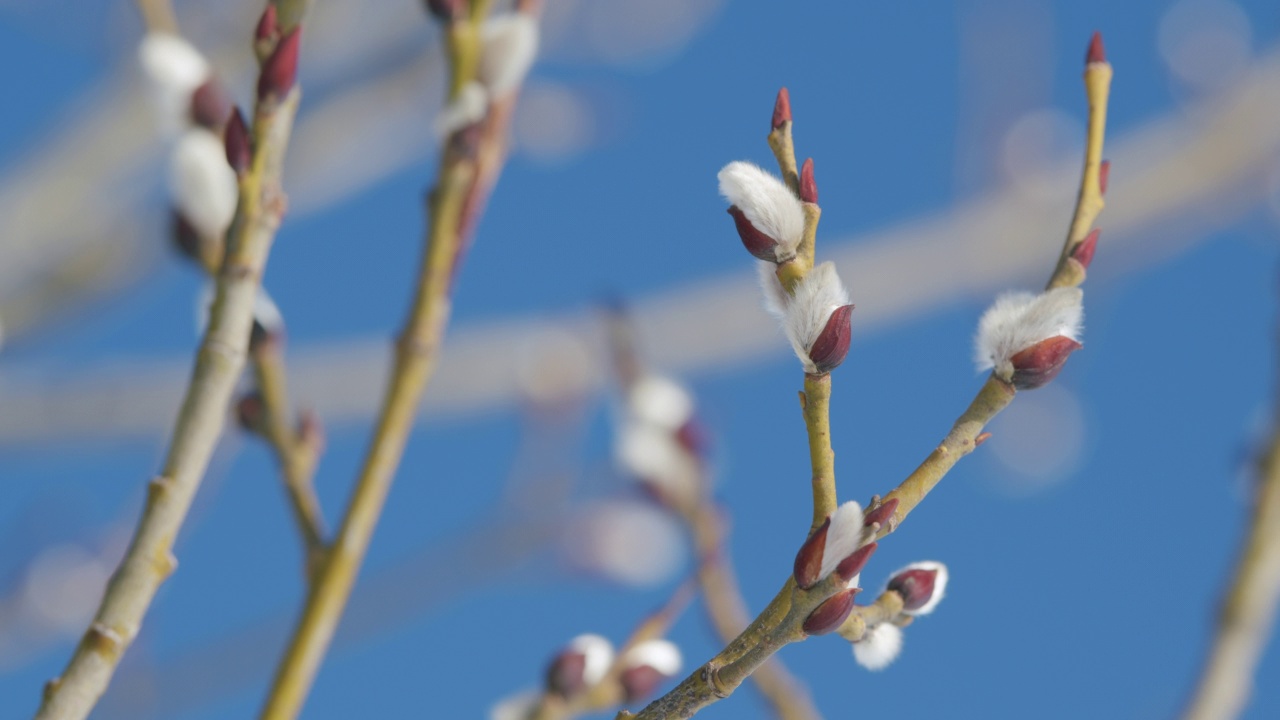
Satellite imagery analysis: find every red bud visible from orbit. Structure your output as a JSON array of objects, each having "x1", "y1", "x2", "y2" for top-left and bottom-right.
[
  {"x1": 1086, "y1": 31, "x2": 1106, "y2": 65},
  {"x1": 974, "y1": 432, "x2": 992, "y2": 447},
  {"x1": 190, "y1": 79, "x2": 230, "y2": 131},
  {"x1": 802, "y1": 588, "x2": 857, "y2": 635},
  {"x1": 799, "y1": 158, "x2": 818, "y2": 204},
  {"x1": 888, "y1": 568, "x2": 938, "y2": 612},
  {"x1": 620, "y1": 665, "x2": 667, "y2": 704},
  {"x1": 808, "y1": 304, "x2": 854, "y2": 374},
  {"x1": 1009, "y1": 335, "x2": 1082, "y2": 390},
  {"x1": 225, "y1": 107, "x2": 252, "y2": 175},
  {"x1": 862, "y1": 497, "x2": 898, "y2": 530},
  {"x1": 772, "y1": 87, "x2": 791, "y2": 131},
  {"x1": 545, "y1": 650, "x2": 588, "y2": 698},
  {"x1": 236, "y1": 391, "x2": 265, "y2": 433},
  {"x1": 793, "y1": 517, "x2": 830, "y2": 589},
  {"x1": 835, "y1": 542, "x2": 877, "y2": 583},
  {"x1": 728, "y1": 206, "x2": 780, "y2": 261},
  {"x1": 675, "y1": 418, "x2": 708, "y2": 458},
  {"x1": 258, "y1": 26, "x2": 301, "y2": 101},
  {"x1": 1072, "y1": 228, "x2": 1099, "y2": 270},
  {"x1": 256, "y1": 4, "x2": 278, "y2": 43},
  {"x1": 297, "y1": 409, "x2": 326, "y2": 453},
  {"x1": 1098, "y1": 160, "x2": 1110, "y2": 196}
]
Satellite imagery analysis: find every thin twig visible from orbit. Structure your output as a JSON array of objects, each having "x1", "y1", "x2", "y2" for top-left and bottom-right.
[
  {"x1": 249, "y1": 340, "x2": 328, "y2": 574},
  {"x1": 135, "y1": 0, "x2": 179, "y2": 34},
  {"x1": 33, "y1": 9, "x2": 309, "y2": 718},
  {"x1": 257, "y1": 3, "x2": 537, "y2": 717}
]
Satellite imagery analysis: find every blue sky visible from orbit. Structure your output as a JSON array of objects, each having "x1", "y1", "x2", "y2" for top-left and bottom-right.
[{"x1": 3, "y1": 1, "x2": 1280, "y2": 718}]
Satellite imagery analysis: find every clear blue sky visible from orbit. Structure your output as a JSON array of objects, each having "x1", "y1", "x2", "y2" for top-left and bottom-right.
[{"x1": 3, "y1": 1, "x2": 1280, "y2": 718}]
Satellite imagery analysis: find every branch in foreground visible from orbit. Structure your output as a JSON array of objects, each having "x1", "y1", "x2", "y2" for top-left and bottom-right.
[
  {"x1": 628, "y1": 33, "x2": 1112, "y2": 720},
  {"x1": 257, "y1": 3, "x2": 540, "y2": 717},
  {"x1": 33, "y1": 8, "x2": 309, "y2": 719}
]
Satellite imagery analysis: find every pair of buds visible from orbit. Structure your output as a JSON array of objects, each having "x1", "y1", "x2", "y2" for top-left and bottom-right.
[{"x1": 544, "y1": 634, "x2": 683, "y2": 705}]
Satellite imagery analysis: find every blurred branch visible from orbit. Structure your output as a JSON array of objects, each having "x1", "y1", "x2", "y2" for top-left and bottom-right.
[
  {"x1": 135, "y1": 0, "x2": 178, "y2": 33},
  {"x1": 5, "y1": 43, "x2": 1280, "y2": 439},
  {"x1": 258, "y1": 4, "x2": 540, "y2": 717},
  {"x1": 1181, "y1": 310, "x2": 1280, "y2": 720},
  {"x1": 33, "y1": 5, "x2": 313, "y2": 716}
]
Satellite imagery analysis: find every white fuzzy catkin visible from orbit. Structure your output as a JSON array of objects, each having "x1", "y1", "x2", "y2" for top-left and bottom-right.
[
  {"x1": 628, "y1": 375, "x2": 694, "y2": 431},
  {"x1": 616, "y1": 422, "x2": 700, "y2": 508},
  {"x1": 893, "y1": 561, "x2": 949, "y2": 616},
  {"x1": 169, "y1": 127, "x2": 238, "y2": 241},
  {"x1": 621, "y1": 639, "x2": 683, "y2": 676},
  {"x1": 974, "y1": 287, "x2": 1083, "y2": 376},
  {"x1": 757, "y1": 261, "x2": 790, "y2": 320},
  {"x1": 783, "y1": 262, "x2": 850, "y2": 373},
  {"x1": 434, "y1": 80, "x2": 489, "y2": 138},
  {"x1": 818, "y1": 500, "x2": 865, "y2": 581},
  {"x1": 139, "y1": 33, "x2": 211, "y2": 134},
  {"x1": 852, "y1": 622, "x2": 903, "y2": 671},
  {"x1": 479, "y1": 13, "x2": 539, "y2": 97},
  {"x1": 717, "y1": 162, "x2": 805, "y2": 256},
  {"x1": 569, "y1": 634, "x2": 616, "y2": 687}
]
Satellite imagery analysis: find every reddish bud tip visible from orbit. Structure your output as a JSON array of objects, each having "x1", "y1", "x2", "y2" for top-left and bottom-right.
[
  {"x1": 772, "y1": 87, "x2": 791, "y2": 131},
  {"x1": 793, "y1": 517, "x2": 831, "y2": 589},
  {"x1": 297, "y1": 409, "x2": 326, "y2": 453},
  {"x1": 1072, "y1": 228, "x2": 1100, "y2": 270},
  {"x1": 621, "y1": 665, "x2": 667, "y2": 704},
  {"x1": 256, "y1": 4, "x2": 278, "y2": 42},
  {"x1": 799, "y1": 158, "x2": 818, "y2": 204},
  {"x1": 258, "y1": 26, "x2": 301, "y2": 101},
  {"x1": 190, "y1": 79, "x2": 230, "y2": 131},
  {"x1": 835, "y1": 542, "x2": 877, "y2": 583},
  {"x1": 1086, "y1": 31, "x2": 1106, "y2": 65},
  {"x1": 802, "y1": 588, "x2": 858, "y2": 636},
  {"x1": 545, "y1": 650, "x2": 588, "y2": 698},
  {"x1": 675, "y1": 417, "x2": 708, "y2": 458},
  {"x1": 1009, "y1": 335, "x2": 1082, "y2": 390},
  {"x1": 424, "y1": 0, "x2": 463, "y2": 21},
  {"x1": 728, "y1": 206, "x2": 780, "y2": 261},
  {"x1": 808, "y1": 304, "x2": 854, "y2": 374},
  {"x1": 224, "y1": 107, "x2": 252, "y2": 175},
  {"x1": 888, "y1": 568, "x2": 939, "y2": 613},
  {"x1": 171, "y1": 211, "x2": 202, "y2": 262},
  {"x1": 974, "y1": 432, "x2": 992, "y2": 447},
  {"x1": 236, "y1": 391, "x2": 265, "y2": 433},
  {"x1": 1098, "y1": 160, "x2": 1111, "y2": 197},
  {"x1": 862, "y1": 498, "x2": 898, "y2": 530}
]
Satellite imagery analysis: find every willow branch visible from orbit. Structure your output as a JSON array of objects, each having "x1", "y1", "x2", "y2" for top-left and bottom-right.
[
  {"x1": 250, "y1": 339, "x2": 328, "y2": 575},
  {"x1": 1181, "y1": 299, "x2": 1280, "y2": 720},
  {"x1": 135, "y1": 0, "x2": 178, "y2": 33},
  {"x1": 257, "y1": 4, "x2": 539, "y2": 718},
  {"x1": 687, "y1": 505, "x2": 821, "y2": 720},
  {"x1": 33, "y1": 17, "x2": 306, "y2": 720}
]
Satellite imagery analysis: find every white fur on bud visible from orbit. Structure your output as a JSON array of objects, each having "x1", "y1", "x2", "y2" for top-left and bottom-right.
[
  {"x1": 139, "y1": 33, "x2": 211, "y2": 133},
  {"x1": 616, "y1": 422, "x2": 700, "y2": 508},
  {"x1": 169, "y1": 128, "x2": 238, "y2": 241},
  {"x1": 852, "y1": 622, "x2": 903, "y2": 671},
  {"x1": 819, "y1": 501, "x2": 865, "y2": 581},
  {"x1": 757, "y1": 261, "x2": 790, "y2": 321},
  {"x1": 974, "y1": 287, "x2": 1083, "y2": 378},
  {"x1": 783, "y1": 262, "x2": 850, "y2": 374},
  {"x1": 621, "y1": 639, "x2": 683, "y2": 676},
  {"x1": 479, "y1": 13, "x2": 539, "y2": 97},
  {"x1": 435, "y1": 80, "x2": 489, "y2": 138},
  {"x1": 718, "y1": 162, "x2": 804, "y2": 257},
  {"x1": 891, "y1": 561, "x2": 949, "y2": 615},
  {"x1": 628, "y1": 375, "x2": 694, "y2": 431},
  {"x1": 568, "y1": 634, "x2": 615, "y2": 687}
]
